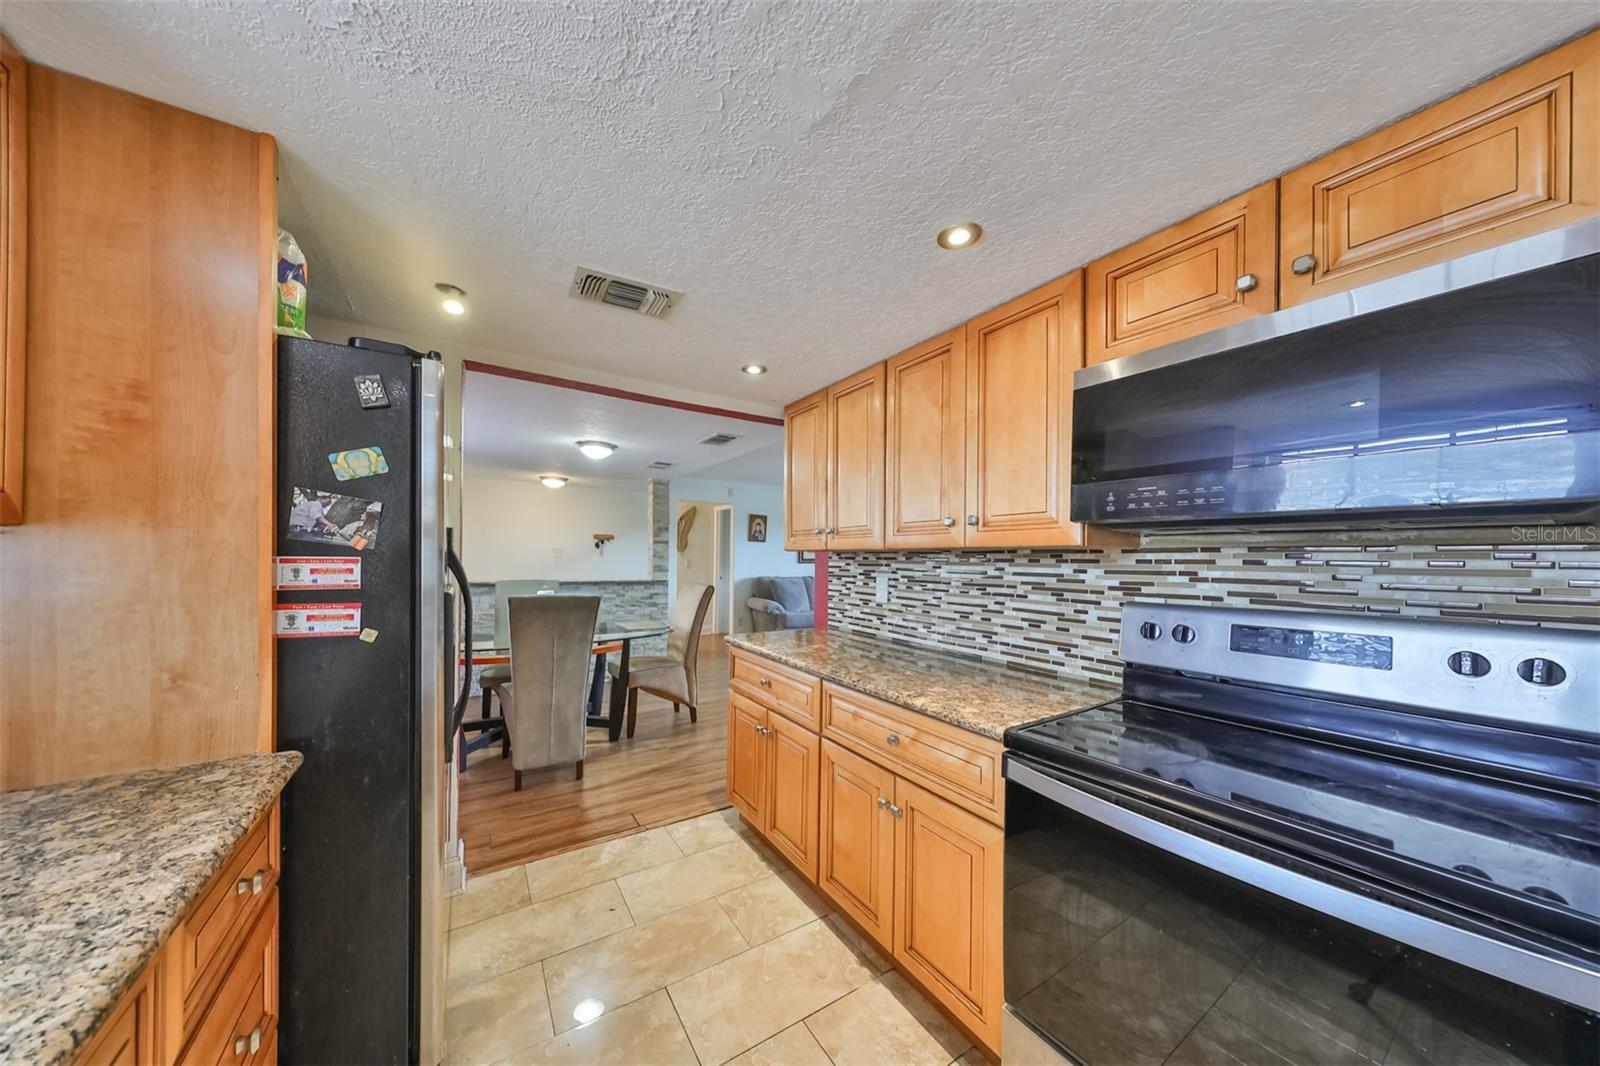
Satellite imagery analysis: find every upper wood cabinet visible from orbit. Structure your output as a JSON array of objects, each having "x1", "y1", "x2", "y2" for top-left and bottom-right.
[
  {"x1": 963, "y1": 272, "x2": 1085, "y2": 548},
  {"x1": 885, "y1": 328, "x2": 965, "y2": 549},
  {"x1": 1086, "y1": 181, "x2": 1277, "y2": 364},
  {"x1": 0, "y1": 35, "x2": 25, "y2": 526},
  {"x1": 782, "y1": 388, "x2": 828, "y2": 551},
  {"x1": 1280, "y1": 30, "x2": 1598, "y2": 306},
  {"x1": 826, "y1": 363, "x2": 885, "y2": 550}
]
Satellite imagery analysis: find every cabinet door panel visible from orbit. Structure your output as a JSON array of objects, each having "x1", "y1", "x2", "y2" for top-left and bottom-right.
[
  {"x1": 0, "y1": 36, "x2": 24, "y2": 526},
  {"x1": 784, "y1": 390, "x2": 828, "y2": 551},
  {"x1": 763, "y1": 711, "x2": 819, "y2": 880},
  {"x1": 1087, "y1": 181, "x2": 1277, "y2": 364},
  {"x1": 826, "y1": 363, "x2": 885, "y2": 549},
  {"x1": 1280, "y1": 30, "x2": 1597, "y2": 305},
  {"x1": 893, "y1": 776, "x2": 1004, "y2": 1052},
  {"x1": 963, "y1": 272, "x2": 1084, "y2": 547},
  {"x1": 817, "y1": 739, "x2": 896, "y2": 950},
  {"x1": 885, "y1": 329, "x2": 965, "y2": 548},
  {"x1": 726, "y1": 694, "x2": 768, "y2": 825}
]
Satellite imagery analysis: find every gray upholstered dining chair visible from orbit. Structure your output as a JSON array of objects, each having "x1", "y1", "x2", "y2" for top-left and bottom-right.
[
  {"x1": 496, "y1": 594, "x2": 600, "y2": 790},
  {"x1": 608, "y1": 584, "x2": 714, "y2": 739}
]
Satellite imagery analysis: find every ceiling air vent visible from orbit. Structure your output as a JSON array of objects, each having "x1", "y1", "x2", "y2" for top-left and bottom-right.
[
  {"x1": 647, "y1": 460, "x2": 674, "y2": 470},
  {"x1": 698, "y1": 433, "x2": 740, "y2": 446},
  {"x1": 569, "y1": 267, "x2": 681, "y2": 318}
]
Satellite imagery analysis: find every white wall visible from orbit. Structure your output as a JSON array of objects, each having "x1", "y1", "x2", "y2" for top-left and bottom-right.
[
  {"x1": 668, "y1": 478, "x2": 811, "y2": 633},
  {"x1": 463, "y1": 475, "x2": 650, "y2": 582}
]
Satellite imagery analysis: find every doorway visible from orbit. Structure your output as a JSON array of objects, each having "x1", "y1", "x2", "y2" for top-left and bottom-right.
[
  {"x1": 677, "y1": 500, "x2": 733, "y2": 635},
  {"x1": 711, "y1": 504, "x2": 733, "y2": 635}
]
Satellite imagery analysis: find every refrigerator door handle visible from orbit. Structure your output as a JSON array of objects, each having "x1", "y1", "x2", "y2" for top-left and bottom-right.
[{"x1": 445, "y1": 545, "x2": 473, "y2": 758}]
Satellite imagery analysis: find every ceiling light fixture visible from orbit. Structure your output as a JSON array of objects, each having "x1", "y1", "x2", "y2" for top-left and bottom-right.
[
  {"x1": 1346, "y1": 399, "x2": 1370, "y2": 408},
  {"x1": 936, "y1": 222, "x2": 983, "y2": 250},
  {"x1": 572, "y1": 999, "x2": 606, "y2": 1026},
  {"x1": 576, "y1": 440, "x2": 617, "y2": 460},
  {"x1": 435, "y1": 282, "x2": 468, "y2": 316},
  {"x1": 539, "y1": 475, "x2": 569, "y2": 489},
  {"x1": 741, "y1": 364, "x2": 767, "y2": 376}
]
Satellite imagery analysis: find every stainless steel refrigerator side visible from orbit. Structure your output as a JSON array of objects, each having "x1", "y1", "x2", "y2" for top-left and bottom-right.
[{"x1": 416, "y1": 357, "x2": 447, "y2": 1066}]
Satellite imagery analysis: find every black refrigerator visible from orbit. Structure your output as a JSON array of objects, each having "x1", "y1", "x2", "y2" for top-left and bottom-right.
[{"x1": 274, "y1": 335, "x2": 469, "y2": 1065}]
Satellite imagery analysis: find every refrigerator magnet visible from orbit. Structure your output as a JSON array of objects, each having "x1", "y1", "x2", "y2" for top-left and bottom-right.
[
  {"x1": 328, "y1": 446, "x2": 389, "y2": 481},
  {"x1": 359, "y1": 628, "x2": 379, "y2": 643},
  {"x1": 275, "y1": 556, "x2": 361, "y2": 590},
  {"x1": 354, "y1": 374, "x2": 390, "y2": 409},
  {"x1": 274, "y1": 602, "x2": 362, "y2": 638},
  {"x1": 287, "y1": 486, "x2": 384, "y2": 552}
]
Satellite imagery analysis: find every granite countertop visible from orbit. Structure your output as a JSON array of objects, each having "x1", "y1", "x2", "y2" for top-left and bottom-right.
[
  {"x1": 0, "y1": 751, "x2": 302, "y2": 1066},
  {"x1": 726, "y1": 629, "x2": 1119, "y2": 740}
]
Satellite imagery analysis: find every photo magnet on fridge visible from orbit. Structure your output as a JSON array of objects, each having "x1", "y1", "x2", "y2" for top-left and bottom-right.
[
  {"x1": 328, "y1": 446, "x2": 389, "y2": 481},
  {"x1": 287, "y1": 486, "x2": 385, "y2": 551},
  {"x1": 353, "y1": 374, "x2": 391, "y2": 409}
]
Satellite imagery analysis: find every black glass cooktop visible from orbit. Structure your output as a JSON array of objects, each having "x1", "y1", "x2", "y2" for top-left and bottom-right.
[{"x1": 1008, "y1": 699, "x2": 1600, "y2": 951}]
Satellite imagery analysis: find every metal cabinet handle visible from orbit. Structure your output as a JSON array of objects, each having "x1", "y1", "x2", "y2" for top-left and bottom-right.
[
  {"x1": 1291, "y1": 254, "x2": 1316, "y2": 275},
  {"x1": 966, "y1": 515, "x2": 977, "y2": 526},
  {"x1": 755, "y1": 724, "x2": 770, "y2": 736},
  {"x1": 877, "y1": 796, "x2": 889, "y2": 809},
  {"x1": 1234, "y1": 273, "x2": 1258, "y2": 292},
  {"x1": 888, "y1": 803, "x2": 904, "y2": 817},
  {"x1": 759, "y1": 677, "x2": 771, "y2": 687},
  {"x1": 885, "y1": 733, "x2": 900, "y2": 746},
  {"x1": 942, "y1": 516, "x2": 955, "y2": 527},
  {"x1": 234, "y1": 1024, "x2": 262, "y2": 1056},
  {"x1": 825, "y1": 527, "x2": 836, "y2": 535},
  {"x1": 252, "y1": 871, "x2": 265, "y2": 895},
  {"x1": 813, "y1": 527, "x2": 823, "y2": 535}
]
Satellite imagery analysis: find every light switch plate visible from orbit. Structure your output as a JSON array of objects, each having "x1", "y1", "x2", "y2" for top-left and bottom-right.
[{"x1": 875, "y1": 572, "x2": 890, "y2": 603}]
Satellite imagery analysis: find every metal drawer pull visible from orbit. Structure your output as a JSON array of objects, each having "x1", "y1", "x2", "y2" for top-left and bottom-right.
[
  {"x1": 885, "y1": 733, "x2": 900, "y2": 746},
  {"x1": 1235, "y1": 272, "x2": 1258, "y2": 292},
  {"x1": 758, "y1": 677, "x2": 771, "y2": 687},
  {"x1": 1291, "y1": 254, "x2": 1316, "y2": 275},
  {"x1": 235, "y1": 867, "x2": 267, "y2": 896},
  {"x1": 234, "y1": 1024, "x2": 262, "y2": 1056}
]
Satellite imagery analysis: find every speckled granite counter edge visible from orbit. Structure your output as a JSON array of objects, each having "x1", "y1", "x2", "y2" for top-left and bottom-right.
[
  {"x1": 725, "y1": 631, "x2": 1118, "y2": 739},
  {"x1": 0, "y1": 751, "x2": 302, "y2": 1066}
]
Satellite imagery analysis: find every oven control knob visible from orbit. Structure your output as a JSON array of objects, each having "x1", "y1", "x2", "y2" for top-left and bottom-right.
[
  {"x1": 1138, "y1": 622, "x2": 1162, "y2": 641},
  {"x1": 1171, "y1": 624, "x2": 1196, "y2": 644},
  {"x1": 1516, "y1": 658, "x2": 1567, "y2": 687},
  {"x1": 1447, "y1": 651, "x2": 1491, "y2": 678}
]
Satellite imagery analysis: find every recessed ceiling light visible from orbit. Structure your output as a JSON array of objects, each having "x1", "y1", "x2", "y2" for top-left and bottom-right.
[
  {"x1": 572, "y1": 999, "x2": 606, "y2": 1026},
  {"x1": 539, "y1": 475, "x2": 569, "y2": 489},
  {"x1": 936, "y1": 222, "x2": 983, "y2": 250},
  {"x1": 1346, "y1": 399, "x2": 1369, "y2": 408},
  {"x1": 435, "y1": 282, "x2": 467, "y2": 316},
  {"x1": 741, "y1": 364, "x2": 767, "y2": 376},
  {"x1": 576, "y1": 440, "x2": 617, "y2": 460}
]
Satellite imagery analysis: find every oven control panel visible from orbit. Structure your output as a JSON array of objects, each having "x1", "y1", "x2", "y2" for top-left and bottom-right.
[{"x1": 1119, "y1": 604, "x2": 1596, "y2": 737}]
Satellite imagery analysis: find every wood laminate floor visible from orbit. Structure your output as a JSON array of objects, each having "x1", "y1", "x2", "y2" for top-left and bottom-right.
[{"x1": 458, "y1": 637, "x2": 731, "y2": 876}]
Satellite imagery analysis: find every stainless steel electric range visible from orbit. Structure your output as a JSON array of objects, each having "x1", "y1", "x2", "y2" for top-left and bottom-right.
[{"x1": 1003, "y1": 604, "x2": 1598, "y2": 1066}]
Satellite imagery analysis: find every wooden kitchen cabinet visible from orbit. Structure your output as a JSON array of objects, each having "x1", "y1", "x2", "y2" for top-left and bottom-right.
[
  {"x1": 0, "y1": 35, "x2": 25, "y2": 526},
  {"x1": 885, "y1": 328, "x2": 966, "y2": 549},
  {"x1": 963, "y1": 272, "x2": 1086, "y2": 548},
  {"x1": 825, "y1": 362, "x2": 885, "y2": 550},
  {"x1": 763, "y1": 710, "x2": 820, "y2": 880},
  {"x1": 783, "y1": 387, "x2": 828, "y2": 551},
  {"x1": 76, "y1": 959, "x2": 161, "y2": 1066},
  {"x1": 894, "y1": 775, "x2": 1005, "y2": 1053},
  {"x1": 1087, "y1": 181, "x2": 1277, "y2": 364},
  {"x1": 726, "y1": 692, "x2": 769, "y2": 824},
  {"x1": 818, "y1": 738, "x2": 897, "y2": 950},
  {"x1": 1280, "y1": 30, "x2": 1598, "y2": 306}
]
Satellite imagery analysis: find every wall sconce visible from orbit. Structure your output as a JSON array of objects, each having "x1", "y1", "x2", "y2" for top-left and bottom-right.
[{"x1": 593, "y1": 532, "x2": 615, "y2": 556}]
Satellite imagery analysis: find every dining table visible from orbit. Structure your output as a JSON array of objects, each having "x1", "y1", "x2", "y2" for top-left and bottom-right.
[{"x1": 467, "y1": 617, "x2": 670, "y2": 746}]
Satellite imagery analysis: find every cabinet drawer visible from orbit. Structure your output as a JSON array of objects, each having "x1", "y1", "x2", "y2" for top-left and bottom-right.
[
  {"x1": 730, "y1": 651, "x2": 819, "y2": 729},
  {"x1": 178, "y1": 804, "x2": 279, "y2": 1017},
  {"x1": 181, "y1": 891, "x2": 278, "y2": 1065},
  {"x1": 821, "y1": 683, "x2": 1002, "y2": 822}
]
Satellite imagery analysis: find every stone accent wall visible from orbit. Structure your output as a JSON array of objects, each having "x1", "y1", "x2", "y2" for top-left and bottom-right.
[
  {"x1": 648, "y1": 479, "x2": 670, "y2": 579},
  {"x1": 826, "y1": 528, "x2": 1600, "y2": 687}
]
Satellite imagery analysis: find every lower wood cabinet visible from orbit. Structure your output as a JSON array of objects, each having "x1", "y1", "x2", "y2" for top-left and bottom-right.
[
  {"x1": 818, "y1": 739, "x2": 896, "y2": 948},
  {"x1": 75, "y1": 802, "x2": 281, "y2": 1066},
  {"x1": 732, "y1": 653, "x2": 1005, "y2": 1057}
]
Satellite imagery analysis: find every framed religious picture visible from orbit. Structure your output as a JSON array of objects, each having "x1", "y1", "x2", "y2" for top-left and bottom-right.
[
  {"x1": 747, "y1": 514, "x2": 768, "y2": 542},
  {"x1": 796, "y1": 550, "x2": 815, "y2": 563}
]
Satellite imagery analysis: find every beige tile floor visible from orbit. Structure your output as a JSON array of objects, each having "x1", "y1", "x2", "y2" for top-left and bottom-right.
[{"x1": 445, "y1": 808, "x2": 982, "y2": 1066}]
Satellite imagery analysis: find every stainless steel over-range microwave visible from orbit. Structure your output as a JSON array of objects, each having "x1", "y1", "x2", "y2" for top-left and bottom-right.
[{"x1": 1070, "y1": 220, "x2": 1600, "y2": 530}]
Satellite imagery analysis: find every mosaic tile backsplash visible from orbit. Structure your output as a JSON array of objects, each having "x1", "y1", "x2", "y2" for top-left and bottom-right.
[{"x1": 827, "y1": 531, "x2": 1600, "y2": 687}]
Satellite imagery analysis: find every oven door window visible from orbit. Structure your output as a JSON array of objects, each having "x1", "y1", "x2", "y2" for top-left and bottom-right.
[{"x1": 1004, "y1": 768, "x2": 1599, "y2": 1065}]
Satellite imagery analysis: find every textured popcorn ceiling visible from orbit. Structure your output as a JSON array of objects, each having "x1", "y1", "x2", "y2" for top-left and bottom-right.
[{"x1": 5, "y1": 1, "x2": 1595, "y2": 409}]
